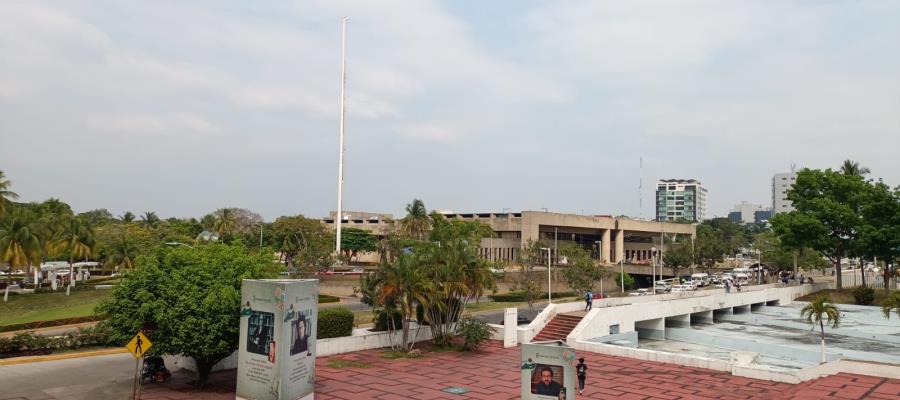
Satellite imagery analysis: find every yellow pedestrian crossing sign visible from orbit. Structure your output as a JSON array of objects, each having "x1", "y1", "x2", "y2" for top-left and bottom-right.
[{"x1": 126, "y1": 331, "x2": 152, "y2": 358}]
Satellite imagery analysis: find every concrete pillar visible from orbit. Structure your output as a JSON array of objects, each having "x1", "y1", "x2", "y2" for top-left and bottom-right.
[
  {"x1": 614, "y1": 230, "x2": 625, "y2": 263},
  {"x1": 601, "y1": 229, "x2": 611, "y2": 263},
  {"x1": 665, "y1": 314, "x2": 690, "y2": 328},
  {"x1": 635, "y1": 318, "x2": 665, "y2": 340},
  {"x1": 503, "y1": 307, "x2": 517, "y2": 348},
  {"x1": 691, "y1": 310, "x2": 714, "y2": 325},
  {"x1": 713, "y1": 307, "x2": 733, "y2": 322}
]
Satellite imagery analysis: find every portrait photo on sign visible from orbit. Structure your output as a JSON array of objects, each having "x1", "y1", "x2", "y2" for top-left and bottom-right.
[
  {"x1": 246, "y1": 310, "x2": 275, "y2": 357},
  {"x1": 530, "y1": 364, "x2": 564, "y2": 397},
  {"x1": 288, "y1": 309, "x2": 313, "y2": 356}
]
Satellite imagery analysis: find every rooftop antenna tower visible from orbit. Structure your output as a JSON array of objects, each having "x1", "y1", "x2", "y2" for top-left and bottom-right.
[
  {"x1": 335, "y1": 17, "x2": 349, "y2": 266},
  {"x1": 639, "y1": 157, "x2": 644, "y2": 219},
  {"x1": 790, "y1": 163, "x2": 797, "y2": 172}
]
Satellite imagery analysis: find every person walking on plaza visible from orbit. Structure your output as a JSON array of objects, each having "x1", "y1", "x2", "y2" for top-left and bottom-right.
[
  {"x1": 724, "y1": 279, "x2": 731, "y2": 293},
  {"x1": 584, "y1": 290, "x2": 593, "y2": 312},
  {"x1": 576, "y1": 357, "x2": 588, "y2": 395}
]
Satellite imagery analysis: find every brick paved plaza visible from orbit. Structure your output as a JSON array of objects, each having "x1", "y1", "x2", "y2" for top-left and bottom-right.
[{"x1": 140, "y1": 341, "x2": 900, "y2": 400}]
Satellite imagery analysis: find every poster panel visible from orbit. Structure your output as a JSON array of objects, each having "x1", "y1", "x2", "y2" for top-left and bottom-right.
[
  {"x1": 237, "y1": 279, "x2": 318, "y2": 400},
  {"x1": 521, "y1": 342, "x2": 577, "y2": 400}
]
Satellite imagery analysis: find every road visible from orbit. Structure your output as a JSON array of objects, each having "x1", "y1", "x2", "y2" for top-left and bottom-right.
[{"x1": 0, "y1": 353, "x2": 135, "y2": 400}]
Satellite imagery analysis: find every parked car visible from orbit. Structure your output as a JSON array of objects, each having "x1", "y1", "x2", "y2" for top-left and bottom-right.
[
  {"x1": 628, "y1": 288, "x2": 652, "y2": 297},
  {"x1": 691, "y1": 273, "x2": 710, "y2": 287},
  {"x1": 671, "y1": 284, "x2": 693, "y2": 293}
]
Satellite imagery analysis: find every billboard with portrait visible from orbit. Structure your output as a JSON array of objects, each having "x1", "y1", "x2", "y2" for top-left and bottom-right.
[
  {"x1": 521, "y1": 342, "x2": 576, "y2": 400},
  {"x1": 237, "y1": 279, "x2": 318, "y2": 400}
]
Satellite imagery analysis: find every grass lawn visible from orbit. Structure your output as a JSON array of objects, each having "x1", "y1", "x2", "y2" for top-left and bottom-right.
[
  {"x1": 797, "y1": 288, "x2": 897, "y2": 307},
  {"x1": 0, "y1": 290, "x2": 111, "y2": 326}
]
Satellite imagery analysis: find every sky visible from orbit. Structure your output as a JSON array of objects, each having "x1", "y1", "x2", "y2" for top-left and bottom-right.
[{"x1": 1, "y1": 1, "x2": 899, "y2": 221}]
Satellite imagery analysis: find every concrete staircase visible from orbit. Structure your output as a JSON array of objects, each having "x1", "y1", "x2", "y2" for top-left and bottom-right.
[{"x1": 533, "y1": 313, "x2": 584, "y2": 342}]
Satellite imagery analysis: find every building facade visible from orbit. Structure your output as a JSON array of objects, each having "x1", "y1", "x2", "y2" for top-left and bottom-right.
[
  {"x1": 728, "y1": 202, "x2": 772, "y2": 224},
  {"x1": 322, "y1": 211, "x2": 696, "y2": 265},
  {"x1": 772, "y1": 172, "x2": 798, "y2": 214},
  {"x1": 655, "y1": 179, "x2": 708, "y2": 222}
]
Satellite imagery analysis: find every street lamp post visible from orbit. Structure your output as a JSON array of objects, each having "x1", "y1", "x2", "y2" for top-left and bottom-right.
[
  {"x1": 595, "y1": 241, "x2": 602, "y2": 295},
  {"x1": 334, "y1": 16, "x2": 349, "y2": 267},
  {"x1": 651, "y1": 246, "x2": 658, "y2": 293},
  {"x1": 541, "y1": 247, "x2": 551, "y2": 303}
]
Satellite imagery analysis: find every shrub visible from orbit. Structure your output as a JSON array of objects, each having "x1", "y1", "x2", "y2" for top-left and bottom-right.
[
  {"x1": 318, "y1": 294, "x2": 340, "y2": 304},
  {"x1": 455, "y1": 316, "x2": 494, "y2": 351},
  {"x1": 488, "y1": 291, "x2": 576, "y2": 302},
  {"x1": 415, "y1": 298, "x2": 461, "y2": 326},
  {"x1": 0, "y1": 326, "x2": 115, "y2": 357},
  {"x1": 318, "y1": 307, "x2": 354, "y2": 339},
  {"x1": 0, "y1": 315, "x2": 105, "y2": 333},
  {"x1": 372, "y1": 309, "x2": 403, "y2": 332},
  {"x1": 852, "y1": 286, "x2": 875, "y2": 306}
]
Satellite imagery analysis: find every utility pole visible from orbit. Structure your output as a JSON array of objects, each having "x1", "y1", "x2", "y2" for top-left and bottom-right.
[{"x1": 334, "y1": 17, "x2": 349, "y2": 265}]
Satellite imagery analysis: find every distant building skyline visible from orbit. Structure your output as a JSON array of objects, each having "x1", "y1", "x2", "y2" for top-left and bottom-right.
[
  {"x1": 656, "y1": 179, "x2": 708, "y2": 222},
  {"x1": 773, "y1": 172, "x2": 799, "y2": 214}
]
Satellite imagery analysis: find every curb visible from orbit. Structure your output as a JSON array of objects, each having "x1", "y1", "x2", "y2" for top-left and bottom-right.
[{"x1": 0, "y1": 347, "x2": 129, "y2": 366}]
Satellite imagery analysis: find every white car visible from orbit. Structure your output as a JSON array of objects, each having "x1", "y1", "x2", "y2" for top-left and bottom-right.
[
  {"x1": 671, "y1": 284, "x2": 694, "y2": 293},
  {"x1": 628, "y1": 288, "x2": 652, "y2": 297}
]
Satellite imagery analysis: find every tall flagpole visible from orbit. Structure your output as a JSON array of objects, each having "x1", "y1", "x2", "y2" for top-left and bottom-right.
[{"x1": 335, "y1": 17, "x2": 349, "y2": 265}]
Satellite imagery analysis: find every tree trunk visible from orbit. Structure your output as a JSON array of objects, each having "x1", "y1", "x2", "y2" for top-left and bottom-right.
[
  {"x1": 194, "y1": 357, "x2": 217, "y2": 386},
  {"x1": 860, "y1": 258, "x2": 867, "y2": 288},
  {"x1": 401, "y1": 301, "x2": 410, "y2": 351},
  {"x1": 67, "y1": 256, "x2": 74, "y2": 296},
  {"x1": 885, "y1": 266, "x2": 892, "y2": 295},
  {"x1": 820, "y1": 320, "x2": 826, "y2": 364},
  {"x1": 833, "y1": 260, "x2": 843, "y2": 290}
]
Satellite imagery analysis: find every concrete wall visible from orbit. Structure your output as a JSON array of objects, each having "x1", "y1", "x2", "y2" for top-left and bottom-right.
[{"x1": 566, "y1": 282, "x2": 829, "y2": 344}]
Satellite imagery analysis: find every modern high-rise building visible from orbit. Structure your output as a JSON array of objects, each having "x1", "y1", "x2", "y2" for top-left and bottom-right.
[
  {"x1": 655, "y1": 179, "x2": 708, "y2": 222},
  {"x1": 728, "y1": 202, "x2": 773, "y2": 224},
  {"x1": 772, "y1": 172, "x2": 798, "y2": 214}
]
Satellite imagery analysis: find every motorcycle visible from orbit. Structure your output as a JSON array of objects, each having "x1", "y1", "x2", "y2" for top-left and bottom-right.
[{"x1": 141, "y1": 356, "x2": 172, "y2": 384}]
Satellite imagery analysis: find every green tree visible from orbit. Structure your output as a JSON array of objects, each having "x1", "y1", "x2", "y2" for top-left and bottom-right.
[
  {"x1": 97, "y1": 243, "x2": 277, "y2": 383},
  {"x1": 121, "y1": 211, "x2": 136, "y2": 223},
  {"x1": 270, "y1": 215, "x2": 333, "y2": 275},
  {"x1": 141, "y1": 211, "x2": 160, "y2": 228},
  {"x1": 858, "y1": 181, "x2": 900, "y2": 294},
  {"x1": 882, "y1": 291, "x2": 900, "y2": 320},
  {"x1": 400, "y1": 199, "x2": 431, "y2": 240},
  {"x1": 96, "y1": 224, "x2": 153, "y2": 271},
  {"x1": 62, "y1": 217, "x2": 95, "y2": 295},
  {"x1": 213, "y1": 208, "x2": 237, "y2": 240},
  {"x1": 340, "y1": 227, "x2": 377, "y2": 262},
  {"x1": 78, "y1": 209, "x2": 116, "y2": 227},
  {"x1": 0, "y1": 208, "x2": 40, "y2": 301},
  {"x1": 378, "y1": 253, "x2": 430, "y2": 351},
  {"x1": 559, "y1": 242, "x2": 601, "y2": 295},
  {"x1": 694, "y1": 224, "x2": 727, "y2": 271},
  {"x1": 772, "y1": 168, "x2": 870, "y2": 290},
  {"x1": 616, "y1": 272, "x2": 636, "y2": 290},
  {"x1": 0, "y1": 170, "x2": 19, "y2": 218},
  {"x1": 800, "y1": 294, "x2": 840, "y2": 363},
  {"x1": 515, "y1": 239, "x2": 546, "y2": 313},
  {"x1": 663, "y1": 242, "x2": 693, "y2": 280},
  {"x1": 840, "y1": 159, "x2": 870, "y2": 177}
]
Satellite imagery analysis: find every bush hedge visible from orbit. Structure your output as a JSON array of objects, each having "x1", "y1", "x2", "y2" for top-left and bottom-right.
[
  {"x1": 317, "y1": 307, "x2": 353, "y2": 339},
  {"x1": 318, "y1": 294, "x2": 340, "y2": 304},
  {"x1": 488, "y1": 291, "x2": 577, "y2": 302},
  {"x1": 852, "y1": 286, "x2": 875, "y2": 305},
  {"x1": 0, "y1": 315, "x2": 106, "y2": 333},
  {"x1": 456, "y1": 316, "x2": 494, "y2": 351},
  {"x1": 0, "y1": 326, "x2": 116, "y2": 358},
  {"x1": 372, "y1": 309, "x2": 403, "y2": 332}
]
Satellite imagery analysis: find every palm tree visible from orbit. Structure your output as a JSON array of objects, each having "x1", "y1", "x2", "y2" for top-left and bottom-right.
[
  {"x1": 840, "y1": 159, "x2": 871, "y2": 177},
  {"x1": 379, "y1": 254, "x2": 430, "y2": 351},
  {"x1": 63, "y1": 217, "x2": 95, "y2": 295},
  {"x1": 0, "y1": 209, "x2": 40, "y2": 301},
  {"x1": 0, "y1": 170, "x2": 19, "y2": 218},
  {"x1": 800, "y1": 294, "x2": 841, "y2": 363},
  {"x1": 400, "y1": 199, "x2": 431, "y2": 240},
  {"x1": 883, "y1": 291, "x2": 900, "y2": 320},
  {"x1": 141, "y1": 211, "x2": 160, "y2": 228},
  {"x1": 107, "y1": 233, "x2": 139, "y2": 270},
  {"x1": 121, "y1": 211, "x2": 136, "y2": 223},
  {"x1": 214, "y1": 208, "x2": 236, "y2": 238}
]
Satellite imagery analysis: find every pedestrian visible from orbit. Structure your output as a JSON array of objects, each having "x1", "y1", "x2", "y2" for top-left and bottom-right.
[
  {"x1": 576, "y1": 357, "x2": 587, "y2": 395},
  {"x1": 584, "y1": 290, "x2": 593, "y2": 312},
  {"x1": 724, "y1": 279, "x2": 731, "y2": 293}
]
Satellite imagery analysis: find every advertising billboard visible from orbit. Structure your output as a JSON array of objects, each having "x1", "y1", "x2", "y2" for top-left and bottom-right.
[
  {"x1": 521, "y1": 342, "x2": 577, "y2": 400},
  {"x1": 237, "y1": 279, "x2": 318, "y2": 400}
]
